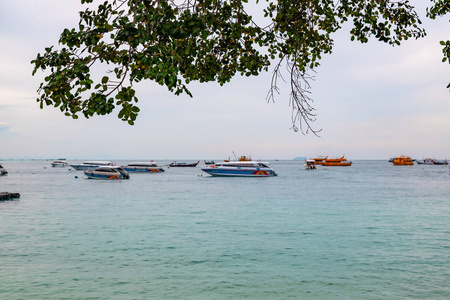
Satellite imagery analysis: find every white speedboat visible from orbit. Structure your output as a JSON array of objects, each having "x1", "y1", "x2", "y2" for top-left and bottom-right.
[
  {"x1": 51, "y1": 160, "x2": 69, "y2": 167},
  {"x1": 70, "y1": 161, "x2": 113, "y2": 170},
  {"x1": 416, "y1": 158, "x2": 448, "y2": 165},
  {"x1": 123, "y1": 162, "x2": 164, "y2": 173},
  {"x1": 84, "y1": 166, "x2": 130, "y2": 180},
  {"x1": 0, "y1": 164, "x2": 7, "y2": 176},
  {"x1": 304, "y1": 159, "x2": 317, "y2": 170},
  {"x1": 201, "y1": 161, "x2": 277, "y2": 177}
]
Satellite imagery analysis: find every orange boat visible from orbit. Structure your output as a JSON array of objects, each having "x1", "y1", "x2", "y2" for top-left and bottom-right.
[
  {"x1": 313, "y1": 156, "x2": 327, "y2": 166},
  {"x1": 238, "y1": 155, "x2": 252, "y2": 161},
  {"x1": 224, "y1": 153, "x2": 252, "y2": 162},
  {"x1": 392, "y1": 156, "x2": 414, "y2": 166},
  {"x1": 322, "y1": 156, "x2": 352, "y2": 167}
]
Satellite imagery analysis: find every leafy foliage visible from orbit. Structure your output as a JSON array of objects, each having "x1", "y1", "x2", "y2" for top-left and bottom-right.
[
  {"x1": 32, "y1": 0, "x2": 430, "y2": 132},
  {"x1": 427, "y1": 0, "x2": 450, "y2": 89}
]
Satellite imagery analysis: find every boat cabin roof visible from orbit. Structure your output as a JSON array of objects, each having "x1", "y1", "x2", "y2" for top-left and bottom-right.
[
  {"x1": 95, "y1": 166, "x2": 123, "y2": 172},
  {"x1": 84, "y1": 161, "x2": 112, "y2": 165},
  {"x1": 127, "y1": 162, "x2": 158, "y2": 166},
  {"x1": 215, "y1": 161, "x2": 270, "y2": 168}
]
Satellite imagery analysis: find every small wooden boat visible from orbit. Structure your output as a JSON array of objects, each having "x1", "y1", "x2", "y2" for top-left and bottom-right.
[
  {"x1": 0, "y1": 192, "x2": 20, "y2": 201},
  {"x1": 169, "y1": 161, "x2": 199, "y2": 167},
  {"x1": 204, "y1": 160, "x2": 215, "y2": 165},
  {"x1": 392, "y1": 156, "x2": 414, "y2": 166},
  {"x1": 322, "y1": 156, "x2": 352, "y2": 167}
]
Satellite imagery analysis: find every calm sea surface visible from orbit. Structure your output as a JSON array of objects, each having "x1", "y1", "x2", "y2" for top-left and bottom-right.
[{"x1": 1, "y1": 160, "x2": 450, "y2": 299}]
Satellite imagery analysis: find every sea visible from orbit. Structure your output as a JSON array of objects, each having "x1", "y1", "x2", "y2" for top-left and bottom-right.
[{"x1": 1, "y1": 159, "x2": 450, "y2": 299}]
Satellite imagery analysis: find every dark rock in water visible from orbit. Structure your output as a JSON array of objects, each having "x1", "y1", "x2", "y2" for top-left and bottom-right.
[{"x1": 0, "y1": 192, "x2": 20, "y2": 201}]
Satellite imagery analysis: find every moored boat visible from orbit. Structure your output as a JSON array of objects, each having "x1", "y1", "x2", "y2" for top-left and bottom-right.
[
  {"x1": 202, "y1": 161, "x2": 277, "y2": 177},
  {"x1": 322, "y1": 156, "x2": 352, "y2": 167},
  {"x1": 392, "y1": 156, "x2": 414, "y2": 166},
  {"x1": 84, "y1": 166, "x2": 130, "y2": 180},
  {"x1": 51, "y1": 160, "x2": 69, "y2": 167},
  {"x1": 70, "y1": 161, "x2": 113, "y2": 170},
  {"x1": 305, "y1": 159, "x2": 317, "y2": 170},
  {"x1": 313, "y1": 156, "x2": 327, "y2": 166},
  {"x1": 224, "y1": 152, "x2": 252, "y2": 162},
  {"x1": 416, "y1": 158, "x2": 448, "y2": 165},
  {"x1": 169, "y1": 161, "x2": 199, "y2": 167},
  {"x1": 433, "y1": 159, "x2": 448, "y2": 165},
  {"x1": 123, "y1": 162, "x2": 164, "y2": 173},
  {"x1": 204, "y1": 160, "x2": 215, "y2": 165}
]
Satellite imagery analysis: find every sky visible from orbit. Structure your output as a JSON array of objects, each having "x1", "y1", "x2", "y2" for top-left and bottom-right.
[{"x1": 0, "y1": 0, "x2": 448, "y2": 160}]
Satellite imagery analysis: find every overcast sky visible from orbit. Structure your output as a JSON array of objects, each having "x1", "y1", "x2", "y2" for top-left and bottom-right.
[{"x1": 0, "y1": 0, "x2": 448, "y2": 160}]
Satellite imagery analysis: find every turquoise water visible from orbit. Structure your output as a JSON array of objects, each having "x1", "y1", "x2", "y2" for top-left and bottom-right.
[{"x1": 1, "y1": 160, "x2": 450, "y2": 299}]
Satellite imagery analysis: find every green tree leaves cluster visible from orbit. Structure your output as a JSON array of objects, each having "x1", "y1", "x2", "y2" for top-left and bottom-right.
[
  {"x1": 32, "y1": 0, "x2": 445, "y2": 132},
  {"x1": 427, "y1": 0, "x2": 450, "y2": 88}
]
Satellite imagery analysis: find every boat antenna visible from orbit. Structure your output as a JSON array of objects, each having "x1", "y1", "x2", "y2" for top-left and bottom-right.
[{"x1": 232, "y1": 151, "x2": 237, "y2": 161}]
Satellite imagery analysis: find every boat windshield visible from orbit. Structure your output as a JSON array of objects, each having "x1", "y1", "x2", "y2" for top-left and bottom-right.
[
  {"x1": 215, "y1": 162, "x2": 269, "y2": 168},
  {"x1": 128, "y1": 163, "x2": 157, "y2": 167},
  {"x1": 85, "y1": 161, "x2": 111, "y2": 165},
  {"x1": 96, "y1": 167, "x2": 117, "y2": 173}
]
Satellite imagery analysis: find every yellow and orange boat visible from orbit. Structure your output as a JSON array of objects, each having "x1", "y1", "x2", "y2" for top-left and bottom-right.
[
  {"x1": 313, "y1": 156, "x2": 327, "y2": 166},
  {"x1": 392, "y1": 156, "x2": 414, "y2": 166},
  {"x1": 224, "y1": 153, "x2": 252, "y2": 162},
  {"x1": 322, "y1": 156, "x2": 352, "y2": 167}
]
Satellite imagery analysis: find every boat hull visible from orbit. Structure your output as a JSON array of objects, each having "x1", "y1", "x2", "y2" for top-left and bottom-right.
[
  {"x1": 393, "y1": 162, "x2": 414, "y2": 166},
  {"x1": 52, "y1": 162, "x2": 68, "y2": 167},
  {"x1": 84, "y1": 173, "x2": 126, "y2": 180},
  {"x1": 322, "y1": 162, "x2": 352, "y2": 167},
  {"x1": 124, "y1": 167, "x2": 164, "y2": 173},
  {"x1": 169, "y1": 161, "x2": 199, "y2": 167},
  {"x1": 71, "y1": 165, "x2": 102, "y2": 170},
  {"x1": 202, "y1": 168, "x2": 277, "y2": 177},
  {"x1": 84, "y1": 171, "x2": 129, "y2": 180}
]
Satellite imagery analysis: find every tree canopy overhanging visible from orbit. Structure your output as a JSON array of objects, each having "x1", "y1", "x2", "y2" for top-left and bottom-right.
[{"x1": 31, "y1": 0, "x2": 449, "y2": 133}]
